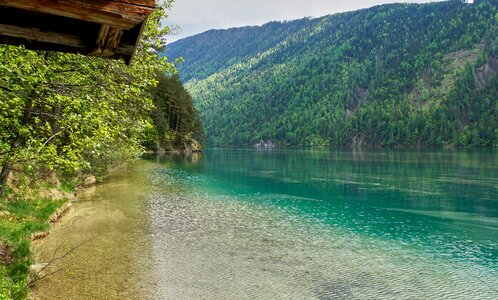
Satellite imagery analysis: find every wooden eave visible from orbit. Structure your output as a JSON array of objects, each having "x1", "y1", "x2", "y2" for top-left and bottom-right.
[{"x1": 0, "y1": 0, "x2": 156, "y2": 64}]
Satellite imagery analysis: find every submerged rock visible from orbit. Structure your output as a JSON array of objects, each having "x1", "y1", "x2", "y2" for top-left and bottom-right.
[
  {"x1": 82, "y1": 176, "x2": 97, "y2": 188},
  {"x1": 30, "y1": 262, "x2": 49, "y2": 278}
]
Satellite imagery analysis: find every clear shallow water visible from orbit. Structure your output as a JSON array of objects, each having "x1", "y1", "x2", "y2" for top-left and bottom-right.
[{"x1": 33, "y1": 149, "x2": 498, "y2": 299}]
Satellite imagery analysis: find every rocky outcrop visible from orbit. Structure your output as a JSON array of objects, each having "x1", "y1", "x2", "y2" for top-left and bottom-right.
[
  {"x1": 81, "y1": 175, "x2": 97, "y2": 188},
  {"x1": 186, "y1": 139, "x2": 203, "y2": 153},
  {"x1": 253, "y1": 140, "x2": 276, "y2": 149},
  {"x1": 31, "y1": 231, "x2": 50, "y2": 241},
  {"x1": 49, "y1": 202, "x2": 72, "y2": 223},
  {"x1": 477, "y1": 57, "x2": 498, "y2": 90}
]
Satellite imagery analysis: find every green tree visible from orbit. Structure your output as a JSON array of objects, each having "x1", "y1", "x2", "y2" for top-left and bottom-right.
[
  {"x1": 0, "y1": 2, "x2": 175, "y2": 195},
  {"x1": 146, "y1": 73, "x2": 204, "y2": 151}
]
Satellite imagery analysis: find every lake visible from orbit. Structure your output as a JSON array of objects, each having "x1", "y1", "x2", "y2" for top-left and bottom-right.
[{"x1": 32, "y1": 149, "x2": 498, "y2": 299}]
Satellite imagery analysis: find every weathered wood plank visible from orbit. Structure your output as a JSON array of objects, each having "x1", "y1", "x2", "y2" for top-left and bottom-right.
[
  {"x1": 90, "y1": 25, "x2": 123, "y2": 57},
  {"x1": 107, "y1": 0, "x2": 155, "y2": 7},
  {"x1": 0, "y1": 24, "x2": 85, "y2": 48},
  {"x1": 116, "y1": 43, "x2": 135, "y2": 55},
  {"x1": 0, "y1": 0, "x2": 154, "y2": 29}
]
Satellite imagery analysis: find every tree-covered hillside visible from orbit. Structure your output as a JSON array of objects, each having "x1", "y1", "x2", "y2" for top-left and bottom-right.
[
  {"x1": 143, "y1": 74, "x2": 204, "y2": 152},
  {"x1": 166, "y1": 0, "x2": 498, "y2": 147}
]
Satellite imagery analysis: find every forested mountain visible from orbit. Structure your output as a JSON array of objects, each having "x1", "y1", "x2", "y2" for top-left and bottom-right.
[{"x1": 166, "y1": 0, "x2": 498, "y2": 147}]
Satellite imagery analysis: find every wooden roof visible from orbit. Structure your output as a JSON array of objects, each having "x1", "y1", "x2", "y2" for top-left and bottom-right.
[{"x1": 0, "y1": 0, "x2": 156, "y2": 64}]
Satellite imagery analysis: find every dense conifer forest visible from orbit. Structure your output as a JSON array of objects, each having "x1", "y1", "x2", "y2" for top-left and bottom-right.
[
  {"x1": 167, "y1": 0, "x2": 498, "y2": 147},
  {"x1": 144, "y1": 74, "x2": 204, "y2": 151}
]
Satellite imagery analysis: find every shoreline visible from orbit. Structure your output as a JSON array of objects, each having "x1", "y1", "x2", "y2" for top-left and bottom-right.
[
  {"x1": 29, "y1": 160, "x2": 157, "y2": 299},
  {"x1": 0, "y1": 170, "x2": 99, "y2": 299}
]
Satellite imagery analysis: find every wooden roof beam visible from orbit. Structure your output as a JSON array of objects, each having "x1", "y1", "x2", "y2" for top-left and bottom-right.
[
  {"x1": 0, "y1": 23, "x2": 135, "y2": 55},
  {"x1": 90, "y1": 25, "x2": 124, "y2": 57},
  {"x1": 0, "y1": 0, "x2": 155, "y2": 29},
  {"x1": 0, "y1": 23, "x2": 85, "y2": 48}
]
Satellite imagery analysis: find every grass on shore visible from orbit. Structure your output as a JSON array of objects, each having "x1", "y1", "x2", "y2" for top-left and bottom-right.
[{"x1": 0, "y1": 181, "x2": 71, "y2": 299}]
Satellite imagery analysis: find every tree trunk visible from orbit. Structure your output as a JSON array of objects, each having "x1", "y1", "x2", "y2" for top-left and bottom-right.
[
  {"x1": 175, "y1": 111, "x2": 180, "y2": 132},
  {"x1": 168, "y1": 105, "x2": 171, "y2": 129},
  {"x1": 0, "y1": 162, "x2": 13, "y2": 197},
  {"x1": 0, "y1": 91, "x2": 35, "y2": 197}
]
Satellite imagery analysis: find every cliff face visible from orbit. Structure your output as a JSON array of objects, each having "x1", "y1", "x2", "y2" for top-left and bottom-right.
[
  {"x1": 477, "y1": 57, "x2": 498, "y2": 89},
  {"x1": 166, "y1": 0, "x2": 498, "y2": 147}
]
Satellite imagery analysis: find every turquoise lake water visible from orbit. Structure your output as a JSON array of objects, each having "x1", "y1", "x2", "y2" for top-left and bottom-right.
[
  {"x1": 34, "y1": 149, "x2": 498, "y2": 299},
  {"x1": 145, "y1": 149, "x2": 498, "y2": 299}
]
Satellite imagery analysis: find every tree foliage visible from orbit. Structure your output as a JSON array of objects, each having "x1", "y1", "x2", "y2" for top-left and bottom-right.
[
  {"x1": 144, "y1": 73, "x2": 204, "y2": 151},
  {"x1": 0, "y1": 2, "x2": 175, "y2": 194}
]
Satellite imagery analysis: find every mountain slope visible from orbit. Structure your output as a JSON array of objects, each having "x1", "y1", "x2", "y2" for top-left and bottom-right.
[{"x1": 166, "y1": 0, "x2": 498, "y2": 147}]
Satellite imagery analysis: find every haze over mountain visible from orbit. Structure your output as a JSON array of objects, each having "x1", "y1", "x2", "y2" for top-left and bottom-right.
[
  {"x1": 166, "y1": 0, "x2": 497, "y2": 147},
  {"x1": 165, "y1": 0, "x2": 442, "y2": 42}
]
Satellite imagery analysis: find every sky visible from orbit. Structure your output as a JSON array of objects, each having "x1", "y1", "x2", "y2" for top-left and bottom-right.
[{"x1": 165, "y1": 0, "x2": 443, "y2": 43}]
